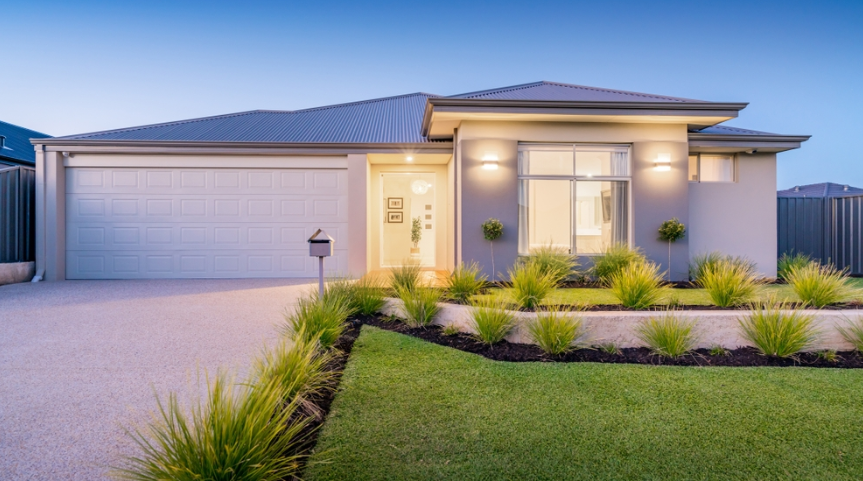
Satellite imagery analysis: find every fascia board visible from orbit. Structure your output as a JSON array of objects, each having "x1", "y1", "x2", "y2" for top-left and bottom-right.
[{"x1": 30, "y1": 140, "x2": 453, "y2": 156}]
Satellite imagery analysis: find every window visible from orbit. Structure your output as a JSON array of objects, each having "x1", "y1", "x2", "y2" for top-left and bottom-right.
[
  {"x1": 518, "y1": 144, "x2": 630, "y2": 255},
  {"x1": 689, "y1": 153, "x2": 736, "y2": 183}
]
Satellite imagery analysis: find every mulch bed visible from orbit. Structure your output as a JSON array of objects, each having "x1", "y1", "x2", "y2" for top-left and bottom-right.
[
  {"x1": 442, "y1": 300, "x2": 863, "y2": 312},
  {"x1": 359, "y1": 315, "x2": 863, "y2": 369}
]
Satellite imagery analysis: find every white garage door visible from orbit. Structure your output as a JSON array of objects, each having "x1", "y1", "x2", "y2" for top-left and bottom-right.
[{"x1": 65, "y1": 167, "x2": 348, "y2": 279}]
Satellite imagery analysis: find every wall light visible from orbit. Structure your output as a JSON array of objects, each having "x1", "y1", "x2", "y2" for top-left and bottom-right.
[
  {"x1": 406, "y1": 156, "x2": 414, "y2": 162},
  {"x1": 654, "y1": 153, "x2": 671, "y2": 171},
  {"x1": 481, "y1": 153, "x2": 499, "y2": 170}
]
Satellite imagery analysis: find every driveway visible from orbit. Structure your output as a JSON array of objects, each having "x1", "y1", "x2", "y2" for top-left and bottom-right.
[{"x1": 0, "y1": 278, "x2": 316, "y2": 480}]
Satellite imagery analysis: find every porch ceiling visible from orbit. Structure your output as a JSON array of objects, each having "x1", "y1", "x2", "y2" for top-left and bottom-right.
[{"x1": 367, "y1": 153, "x2": 452, "y2": 164}]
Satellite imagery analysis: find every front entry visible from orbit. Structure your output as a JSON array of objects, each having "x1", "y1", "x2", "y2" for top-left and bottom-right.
[{"x1": 380, "y1": 172, "x2": 436, "y2": 267}]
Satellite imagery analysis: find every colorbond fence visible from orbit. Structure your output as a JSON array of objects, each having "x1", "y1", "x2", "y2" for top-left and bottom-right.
[
  {"x1": 0, "y1": 165, "x2": 36, "y2": 263},
  {"x1": 778, "y1": 196, "x2": 863, "y2": 275}
]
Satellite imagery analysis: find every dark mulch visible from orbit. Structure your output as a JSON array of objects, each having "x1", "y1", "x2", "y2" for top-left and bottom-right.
[
  {"x1": 445, "y1": 301, "x2": 863, "y2": 312},
  {"x1": 361, "y1": 315, "x2": 863, "y2": 369}
]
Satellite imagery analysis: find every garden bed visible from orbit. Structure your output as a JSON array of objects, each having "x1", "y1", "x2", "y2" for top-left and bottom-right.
[
  {"x1": 359, "y1": 314, "x2": 863, "y2": 368},
  {"x1": 449, "y1": 300, "x2": 863, "y2": 312}
]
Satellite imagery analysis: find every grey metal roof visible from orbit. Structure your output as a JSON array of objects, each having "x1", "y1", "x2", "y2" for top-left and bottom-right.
[
  {"x1": 57, "y1": 93, "x2": 441, "y2": 143},
  {"x1": 0, "y1": 120, "x2": 51, "y2": 165},
  {"x1": 446, "y1": 81, "x2": 706, "y2": 103},
  {"x1": 694, "y1": 125, "x2": 780, "y2": 136},
  {"x1": 778, "y1": 182, "x2": 863, "y2": 198}
]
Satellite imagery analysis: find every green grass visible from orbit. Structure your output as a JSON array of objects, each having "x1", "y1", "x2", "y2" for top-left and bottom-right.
[
  {"x1": 475, "y1": 278, "x2": 863, "y2": 307},
  {"x1": 307, "y1": 327, "x2": 863, "y2": 480}
]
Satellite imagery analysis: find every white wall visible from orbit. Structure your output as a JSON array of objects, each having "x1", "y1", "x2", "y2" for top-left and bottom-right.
[{"x1": 688, "y1": 153, "x2": 777, "y2": 277}]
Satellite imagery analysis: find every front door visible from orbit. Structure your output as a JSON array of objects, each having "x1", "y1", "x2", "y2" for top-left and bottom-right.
[{"x1": 380, "y1": 172, "x2": 436, "y2": 267}]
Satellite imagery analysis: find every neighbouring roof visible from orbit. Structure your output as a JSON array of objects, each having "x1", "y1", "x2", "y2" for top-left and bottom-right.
[
  {"x1": 778, "y1": 183, "x2": 863, "y2": 198},
  {"x1": 446, "y1": 81, "x2": 705, "y2": 103},
  {"x1": 693, "y1": 125, "x2": 780, "y2": 136},
  {"x1": 1, "y1": 120, "x2": 51, "y2": 165}
]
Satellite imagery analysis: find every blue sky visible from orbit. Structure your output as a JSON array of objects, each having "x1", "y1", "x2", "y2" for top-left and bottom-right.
[{"x1": 2, "y1": 0, "x2": 861, "y2": 188}]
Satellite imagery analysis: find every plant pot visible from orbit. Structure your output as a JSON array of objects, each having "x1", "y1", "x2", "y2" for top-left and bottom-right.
[{"x1": 410, "y1": 247, "x2": 420, "y2": 257}]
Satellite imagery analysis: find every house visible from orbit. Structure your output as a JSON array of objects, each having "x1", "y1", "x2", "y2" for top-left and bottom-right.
[
  {"x1": 30, "y1": 81, "x2": 809, "y2": 281},
  {"x1": 1, "y1": 120, "x2": 51, "y2": 167},
  {"x1": 778, "y1": 182, "x2": 863, "y2": 275}
]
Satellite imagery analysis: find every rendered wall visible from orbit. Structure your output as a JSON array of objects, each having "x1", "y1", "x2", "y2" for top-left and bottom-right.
[{"x1": 688, "y1": 153, "x2": 777, "y2": 277}]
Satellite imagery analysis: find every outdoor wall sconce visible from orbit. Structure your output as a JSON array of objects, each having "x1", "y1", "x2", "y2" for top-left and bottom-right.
[
  {"x1": 654, "y1": 153, "x2": 671, "y2": 171},
  {"x1": 482, "y1": 153, "x2": 499, "y2": 170}
]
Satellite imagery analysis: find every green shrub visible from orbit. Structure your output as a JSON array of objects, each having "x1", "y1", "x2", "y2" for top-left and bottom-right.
[
  {"x1": 251, "y1": 337, "x2": 336, "y2": 418},
  {"x1": 590, "y1": 243, "x2": 646, "y2": 285},
  {"x1": 115, "y1": 375, "x2": 307, "y2": 481},
  {"x1": 697, "y1": 259, "x2": 761, "y2": 307},
  {"x1": 608, "y1": 261, "x2": 664, "y2": 309},
  {"x1": 397, "y1": 286, "x2": 442, "y2": 328},
  {"x1": 785, "y1": 262, "x2": 856, "y2": 308},
  {"x1": 283, "y1": 295, "x2": 351, "y2": 349},
  {"x1": 447, "y1": 261, "x2": 487, "y2": 303},
  {"x1": 777, "y1": 252, "x2": 812, "y2": 280},
  {"x1": 350, "y1": 275, "x2": 387, "y2": 316},
  {"x1": 527, "y1": 244, "x2": 579, "y2": 286},
  {"x1": 527, "y1": 309, "x2": 586, "y2": 355},
  {"x1": 508, "y1": 261, "x2": 556, "y2": 309},
  {"x1": 318, "y1": 277, "x2": 357, "y2": 315},
  {"x1": 836, "y1": 317, "x2": 863, "y2": 352},
  {"x1": 596, "y1": 342, "x2": 621, "y2": 355},
  {"x1": 469, "y1": 298, "x2": 517, "y2": 345},
  {"x1": 738, "y1": 301, "x2": 821, "y2": 357},
  {"x1": 634, "y1": 313, "x2": 699, "y2": 358},
  {"x1": 389, "y1": 262, "x2": 422, "y2": 293},
  {"x1": 709, "y1": 345, "x2": 730, "y2": 356},
  {"x1": 689, "y1": 252, "x2": 756, "y2": 283}
]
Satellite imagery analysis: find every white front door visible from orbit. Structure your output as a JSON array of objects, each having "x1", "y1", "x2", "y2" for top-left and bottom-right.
[
  {"x1": 380, "y1": 172, "x2": 436, "y2": 268},
  {"x1": 65, "y1": 167, "x2": 348, "y2": 279}
]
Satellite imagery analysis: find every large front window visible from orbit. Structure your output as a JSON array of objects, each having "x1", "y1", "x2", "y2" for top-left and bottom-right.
[{"x1": 518, "y1": 144, "x2": 630, "y2": 255}]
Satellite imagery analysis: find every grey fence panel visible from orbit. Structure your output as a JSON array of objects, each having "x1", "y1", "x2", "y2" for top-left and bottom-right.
[
  {"x1": 778, "y1": 197, "x2": 825, "y2": 262},
  {"x1": 831, "y1": 197, "x2": 863, "y2": 275},
  {"x1": 0, "y1": 166, "x2": 36, "y2": 263}
]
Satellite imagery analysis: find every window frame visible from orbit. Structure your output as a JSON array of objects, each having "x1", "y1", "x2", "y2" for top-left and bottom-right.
[
  {"x1": 688, "y1": 153, "x2": 738, "y2": 183},
  {"x1": 517, "y1": 143, "x2": 633, "y2": 256}
]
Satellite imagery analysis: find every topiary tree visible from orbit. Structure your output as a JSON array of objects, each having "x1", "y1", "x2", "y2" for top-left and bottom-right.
[
  {"x1": 658, "y1": 218, "x2": 686, "y2": 281},
  {"x1": 481, "y1": 218, "x2": 503, "y2": 278},
  {"x1": 411, "y1": 217, "x2": 422, "y2": 249}
]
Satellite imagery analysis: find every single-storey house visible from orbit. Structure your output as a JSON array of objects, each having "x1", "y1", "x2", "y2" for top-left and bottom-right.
[{"x1": 30, "y1": 81, "x2": 809, "y2": 281}]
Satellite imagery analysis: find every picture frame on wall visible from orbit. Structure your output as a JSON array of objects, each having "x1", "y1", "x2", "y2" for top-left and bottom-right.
[
  {"x1": 388, "y1": 197, "x2": 403, "y2": 209},
  {"x1": 387, "y1": 211, "x2": 403, "y2": 223}
]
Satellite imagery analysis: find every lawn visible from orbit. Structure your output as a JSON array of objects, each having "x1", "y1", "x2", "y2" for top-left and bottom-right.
[
  {"x1": 306, "y1": 327, "x2": 863, "y2": 480},
  {"x1": 477, "y1": 277, "x2": 863, "y2": 306}
]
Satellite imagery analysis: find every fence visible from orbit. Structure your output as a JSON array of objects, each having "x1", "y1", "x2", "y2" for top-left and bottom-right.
[
  {"x1": 778, "y1": 196, "x2": 863, "y2": 275},
  {"x1": 0, "y1": 165, "x2": 36, "y2": 263}
]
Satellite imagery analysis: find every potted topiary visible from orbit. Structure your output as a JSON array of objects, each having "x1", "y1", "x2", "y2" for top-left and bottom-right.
[
  {"x1": 410, "y1": 217, "x2": 422, "y2": 257},
  {"x1": 658, "y1": 218, "x2": 686, "y2": 281},
  {"x1": 481, "y1": 218, "x2": 503, "y2": 278}
]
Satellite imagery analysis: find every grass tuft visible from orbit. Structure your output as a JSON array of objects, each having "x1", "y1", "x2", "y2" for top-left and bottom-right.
[
  {"x1": 508, "y1": 261, "x2": 556, "y2": 310},
  {"x1": 390, "y1": 262, "x2": 422, "y2": 293},
  {"x1": 785, "y1": 262, "x2": 856, "y2": 308},
  {"x1": 709, "y1": 344, "x2": 730, "y2": 356},
  {"x1": 590, "y1": 243, "x2": 646, "y2": 286},
  {"x1": 527, "y1": 244, "x2": 579, "y2": 287},
  {"x1": 441, "y1": 324, "x2": 461, "y2": 336},
  {"x1": 350, "y1": 276, "x2": 387, "y2": 316},
  {"x1": 836, "y1": 316, "x2": 863, "y2": 352},
  {"x1": 738, "y1": 300, "x2": 821, "y2": 357},
  {"x1": 697, "y1": 258, "x2": 761, "y2": 307},
  {"x1": 446, "y1": 261, "x2": 487, "y2": 303},
  {"x1": 777, "y1": 252, "x2": 812, "y2": 281},
  {"x1": 397, "y1": 286, "x2": 442, "y2": 328},
  {"x1": 634, "y1": 313, "x2": 699, "y2": 358},
  {"x1": 527, "y1": 309, "x2": 586, "y2": 355},
  {"x1": 283, "y1": 295, "x2": 351, "y2": 350},
  {"x1": 608, "y1": 261, "x2": 664, "y2": 309},
  {"x1": 468, "y1": 298, "x2": 517, "y2": 345}
]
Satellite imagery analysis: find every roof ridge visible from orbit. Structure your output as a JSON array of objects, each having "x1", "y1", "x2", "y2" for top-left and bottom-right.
[
  {"x1": 539, "y1": 80, "x2": 699, "y2": 102},
  {"x1": 285, "y1": 92, "x2": 441, "y2": 114},
  {"x1": 57, "y1": 110, "x2": 267, "y2": 140},
  {"x1": 447, "y1": 81, "x2": 546, "y2": 99}
]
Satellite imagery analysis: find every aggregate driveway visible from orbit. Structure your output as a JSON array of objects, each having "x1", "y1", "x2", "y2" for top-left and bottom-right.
[{"x1": 0, "y1": 278, "x2": 317, "y2": 480}]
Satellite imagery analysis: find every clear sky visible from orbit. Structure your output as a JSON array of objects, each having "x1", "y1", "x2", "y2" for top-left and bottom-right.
[{"x1": 2, "y1": 0, "x2": 861, "y2": 188}]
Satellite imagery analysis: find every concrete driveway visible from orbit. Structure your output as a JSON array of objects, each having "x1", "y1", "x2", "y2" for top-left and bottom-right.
[{"x1": 0, "y1": 278, "x2": 317, "y2": 480}]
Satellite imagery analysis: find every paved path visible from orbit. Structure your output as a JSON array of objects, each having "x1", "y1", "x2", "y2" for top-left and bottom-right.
[{"x1": 0, "y1": 279, "x2": 316, "y2": 480}]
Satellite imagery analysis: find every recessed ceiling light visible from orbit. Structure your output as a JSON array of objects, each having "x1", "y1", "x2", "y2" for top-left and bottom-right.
[{"x1": 406, "y1": 156, "x2": 413, "y2": 162}]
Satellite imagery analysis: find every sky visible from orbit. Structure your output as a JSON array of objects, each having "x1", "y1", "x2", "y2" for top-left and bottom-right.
[{"x1": 1, "y1": 0, "x2": 861, "y2": 189}]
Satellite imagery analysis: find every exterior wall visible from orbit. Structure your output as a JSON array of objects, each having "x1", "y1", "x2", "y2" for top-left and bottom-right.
[
  {"x1": 458, "y1": 121, "x2": 690, "y2": 280},
  {"x1": 689, "y1": 153, "x2": 777, "y2": 277},
  {"x1": 347, "y1": 154, "x2": 369, "y2": 276}
]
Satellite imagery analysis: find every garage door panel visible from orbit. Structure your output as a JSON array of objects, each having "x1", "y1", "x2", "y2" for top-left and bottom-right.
[{"x1": 66, "y1": 166, "x2": 348, "y2": 279}]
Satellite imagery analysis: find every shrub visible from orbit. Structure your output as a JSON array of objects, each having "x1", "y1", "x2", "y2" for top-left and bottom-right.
[
  {"x1": 591, "y1": 243, "x2": 646, "y2": 285},
  {"x1": 447, "y1": 261, "x2": 487, "y2": 303},
  {"x1": 697, "y1": 259, "x2": 761, "y2": 307},
  {"x1": 709, "y1": 345, "x2": 730, "y2": 356},
  {"x1": 469, "y1": 298, "x2": 517, "y2": 345},
  {"x1": 350, "y1": 275, "x2": 387, "y2": 316},
  {"x1": 397, "y1": 286, "x2": 442, "y2": 328},
  {"x1": 634, "y1": 313, "x2": 699, "y2": 358},
  {"x1": 689, "y1": 252, "x2": 756, "y2": 283},
  {"x1": 389, "y1": 262, "x2": 422, "y2": 293},
  {"x1": 318, "y1": 277, "x2": 357, "y2": 316},
  {"x1": 528, "y1": 244, "x2": 579, "y2": 286},
  {"x1": 785, "y1": 262, "x2": 856, "y2": 308},
  {"x1": 508, "y1": 261, "x2": 556, "y2": 309},
  {"x1": 283, "y1": 295, "x2": 351, "y2": 349},
  {"x1": 527, "y1": 309, "x2": 586, "y2": 355},
  {"x1": 597, "y1": 342, "x2": 621, "y2": 355},
  {"x1": 738, "y1": 301, "x2": 821, "y2": 357},
  {"x1": 777, "y1": 252, "x2": 812, "y2": 280},
  {"x1": 836, "y1": 316, "x2": 863, "y2": 352},
  {"x1": 608, "y1": 261, "x2": 664, "y2": 309},
  {"x1": 115, "y1": 375, "x2": 307, "y2": 481}
]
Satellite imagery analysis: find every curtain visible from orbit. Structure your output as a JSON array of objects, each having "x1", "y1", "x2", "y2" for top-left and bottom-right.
[
  {"x1": 610, "y1": 181, "x2": 628, "y2": 244},
  {"x1": 610, "y1": 151, "x2": 628, "y2": 176},
  {"x1": 517, "y1": 179, "x2": 529, "y2": 255}
]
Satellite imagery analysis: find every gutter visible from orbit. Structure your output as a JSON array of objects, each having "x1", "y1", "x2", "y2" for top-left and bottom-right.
[{"x1": 29, "y1": 140, "x2": 454, "y2": 155}]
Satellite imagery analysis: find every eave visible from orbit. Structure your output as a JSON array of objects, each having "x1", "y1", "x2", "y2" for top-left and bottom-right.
[{"x1": 688, "y1": 133, "x2": 811, "y2": 153}]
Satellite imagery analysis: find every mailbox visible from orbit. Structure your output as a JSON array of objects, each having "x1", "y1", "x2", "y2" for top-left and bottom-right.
[{"x1": 308, "y1": 229, "x2": 334, "y2": 257}]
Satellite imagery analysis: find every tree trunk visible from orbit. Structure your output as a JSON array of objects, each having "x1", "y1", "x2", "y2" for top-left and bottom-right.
[
  {"x1": 668, "y1": 240, "x2": 672, "y2": 281},
  {"x1": 490, "y1": 241, "x2": 495, "y2": 280}
]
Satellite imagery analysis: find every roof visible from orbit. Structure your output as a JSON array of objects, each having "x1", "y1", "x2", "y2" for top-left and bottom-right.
[
  {"x1": 0, "y1": 120, "x2": 51, "y2": 165},
  {"x1": 694, "y1": 125, "x2": 780, "y2": 136},
  {"x1": 778, "y1": 183, "x2": 863, "y2": 198},
  {"x1": 56, "y1": 93, "x2": 441, "y2": 143},
  {"x1": 447, "y1": 81, "x2": 705, "y2": 103}
]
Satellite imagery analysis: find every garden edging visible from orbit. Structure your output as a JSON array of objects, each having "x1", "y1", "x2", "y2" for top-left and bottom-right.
[{"x1": 382, "y1": 299, "x2": 859, "y2": 351}]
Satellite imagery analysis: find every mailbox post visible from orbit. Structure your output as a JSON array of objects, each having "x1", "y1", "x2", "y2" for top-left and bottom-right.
[{"x1": 308, "y1": 229, "x2": 334, "y2": 297}]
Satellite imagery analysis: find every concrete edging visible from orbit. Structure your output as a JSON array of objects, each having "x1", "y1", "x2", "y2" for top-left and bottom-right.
[
  {"x1": 0, "y1": 262, "x2": 35, "y2": 286},
  {"x1": 381, "y1": 299, "x2": 861, "y2": 351}
]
